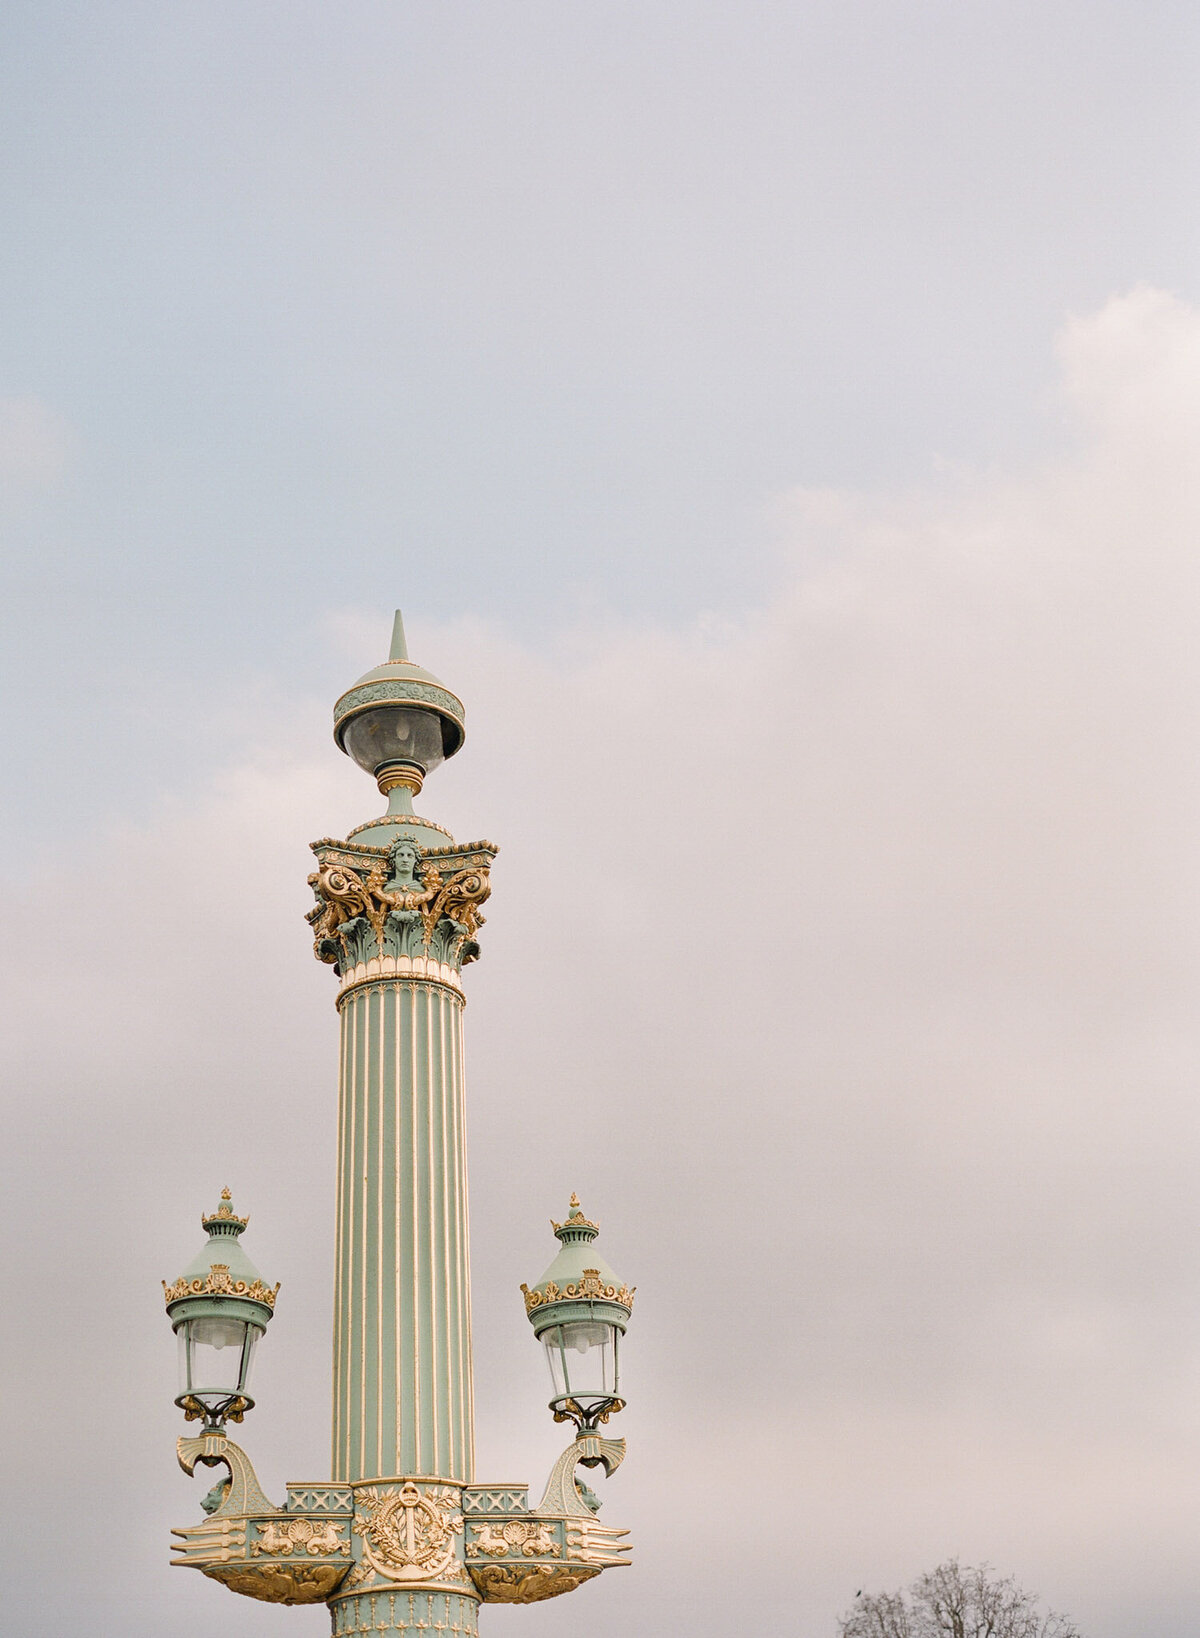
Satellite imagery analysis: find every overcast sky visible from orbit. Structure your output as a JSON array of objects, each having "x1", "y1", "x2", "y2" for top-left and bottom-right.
[{"x1": 3, "y1": 6, "x2": 1200, "y2": 1637}]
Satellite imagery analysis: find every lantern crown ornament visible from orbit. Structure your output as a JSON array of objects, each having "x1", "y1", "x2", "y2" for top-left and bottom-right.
[
  {"x1": 521, "y1": 1197, "x2": 634, "y2": 1433},
  {"x1": 163, "y1": 1190, "x2": 278, "y2": 1428}
]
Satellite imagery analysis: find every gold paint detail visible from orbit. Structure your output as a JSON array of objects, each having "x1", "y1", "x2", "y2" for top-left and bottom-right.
[
  {"x1": 344, "y1": 812, "x2": 456, "y2": 841},
  {"x1": 470, "y1": 1564, "x2": 599, "y2": 1604},
  {"x1": 163, "y1": 1266, "x2": 280, "y2": 1309},
  {"x1": 466, "y1": 1519, "x2": 560, "y2": 1561},
  {"x1": 252, "y1": 1518, "x2": 351, "y2": 1558},
  {"x1": 308, "y1": 852, "x2": 491, "y2": 969},
  {"x1": 334, "y1": 962, "x2": 466, "y2": 1003},
  {"x1": 339, "y1": 1558, "x2": 378, "y2": 1593},
  {"x1": 354, "y1": 1482, "x2": 464, "y2": 1584},
  {"x1": 311, "y1": 835, "x2": 498, "y2": 861},
  {"x1": 376, "y1": 764, "x2": 424, "y2": 798},
  {"x1": 520, "y1": 1270, "x2": 635, "y2": 1315},
  {"x1": 202, "y1": 1193, "x2": 249, "y2": 1230},
  {"x1": 551, "y1": 1396, "x2": 624, "y2": 1427},
  {"x1": 462, "y1": 1487, "x2": 531, "y2": 1516},
  {"x1": 550, "y1": 1196, "x2": 599, "y2": 1233},
  {"x1": 206, "y1": 1563, "x2": 347, "y2": 1605}
]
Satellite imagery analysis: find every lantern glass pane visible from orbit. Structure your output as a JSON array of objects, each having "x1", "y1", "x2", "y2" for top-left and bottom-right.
[
  {"x1": 342, "y1": 707, "x2": 446, "y2": 775},
  {"x1": 542, "y1": 1320, "x2": 618, "y2": 1403},
  {"x1": 188, "y1": 1315, "x2": 250, "y2": 1398},
  {"x1": 240, "y1": 1324, "x2": 261, "y2": 1394}
]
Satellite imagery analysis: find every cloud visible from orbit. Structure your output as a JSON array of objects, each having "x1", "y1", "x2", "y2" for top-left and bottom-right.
[
  {"x1": 0, "y1": 396, "x2": 71, "y2": 493},
  {"x1": 4, "y1": 289, "x2": 1200, "y2": 1635}
]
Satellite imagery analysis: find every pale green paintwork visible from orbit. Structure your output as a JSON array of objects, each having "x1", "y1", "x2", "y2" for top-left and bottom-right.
[
  {"x1": 340, "y1": 784, "x2": 454, "y2": 850},
  {"x1": 166, "y1": 1194, "x2": 277, "y2": 1333},
  {"x1": 332, "y1": 609, "x2": 466, "y2": 761},
  {"x1": 173, "y1": 1209, "x2": 269, "y2": 1291},
  {"x1": 524, "y1": 1202, "x2": 631, "y2": 1342},
  {"x1": 332, "y1": 977, "x2": 474, "y2": 1485},
  {"x1": 333, "y1": 1592, "x2": 478, "y2": 1636},
  {"x1": 528, "y1": 1206, "x2": 628, "y2": 1300}
]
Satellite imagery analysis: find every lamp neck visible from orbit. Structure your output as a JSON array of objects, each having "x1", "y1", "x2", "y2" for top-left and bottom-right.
[{"x1": 377, "y1": 761, "x2": 425, "y2": 801}]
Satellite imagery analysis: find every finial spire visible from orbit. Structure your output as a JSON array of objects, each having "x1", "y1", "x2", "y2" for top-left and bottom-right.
[
  {"x1": 551, "y1": 1195, "x2": 600, "y2": 1239},
  {"x1": 202, "y1": 1190, "x2": 249, "y2": 1235},
  {"x1": 389, "y1": 609, "x2": 409, "y2": 662}
]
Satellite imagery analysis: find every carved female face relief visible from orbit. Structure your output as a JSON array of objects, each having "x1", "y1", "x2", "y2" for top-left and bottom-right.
[{"x1": 389, "y1": 840, "x2": 420, "y2": 883}]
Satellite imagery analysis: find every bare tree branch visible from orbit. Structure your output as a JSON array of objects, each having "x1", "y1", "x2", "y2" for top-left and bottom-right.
[{"x1": 838, "y1": 1560, "x2": 1081, "y2": 1638}]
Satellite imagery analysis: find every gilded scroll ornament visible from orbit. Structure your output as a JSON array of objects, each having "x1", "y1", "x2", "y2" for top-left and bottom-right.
[
  {"x1": 163, "y1": 1265, "x2": 280, "y2": 1309},
  {"x1": 520, "y1": 1270, "x2": 635, "y2": 1315},
  {"x1": 470, "y1": 1563, "x2": 599, "y2": 1604},
  {"x1": 354, "y1": 1482, "x2": 464, "y2": 1583}
]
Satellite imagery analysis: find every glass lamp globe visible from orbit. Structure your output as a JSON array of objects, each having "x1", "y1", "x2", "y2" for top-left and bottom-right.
[
  {"x1": 175, "y1": 1311, "x2": 263, "y2": 1422},
  {"x1": 542, "y1": 1317, "x2": 622, "y2": 1415},
  {"x1": 340, "y1": 705, "x2": 448, "y2": 779}
]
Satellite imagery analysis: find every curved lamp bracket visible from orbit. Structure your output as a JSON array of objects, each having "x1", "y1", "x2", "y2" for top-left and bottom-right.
[
  {"x1": 176, "y1": 1432, "x2": 278, "y2": 1516},
  {"x1": 533, "y1": 1433, "x2": 625, "y2": 1518}
]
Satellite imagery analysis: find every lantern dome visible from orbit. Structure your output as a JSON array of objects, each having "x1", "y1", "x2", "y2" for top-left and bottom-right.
[
  {"x1": 163, "y1": 1188, "x2": 279, "y2": 1325},
  {"x1": 520, "y1": 1195, "x2": 634, "y2": 1340}
]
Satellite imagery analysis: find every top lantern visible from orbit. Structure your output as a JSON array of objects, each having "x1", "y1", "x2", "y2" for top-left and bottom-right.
[{"x1": 333, "y1": 610, "x2": 466, "y2": 803}]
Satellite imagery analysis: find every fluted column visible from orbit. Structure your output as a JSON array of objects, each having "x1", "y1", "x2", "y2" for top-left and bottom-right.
[
  {"x1": 333, "y1": 975, "x2": 474, "y2": 1483},
  {"x1": 308, "y1": 827, "x2": 495, "y2": 1637}
]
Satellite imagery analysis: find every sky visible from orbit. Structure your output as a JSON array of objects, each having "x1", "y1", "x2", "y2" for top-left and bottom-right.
[{"x1": 2, "y1": 6, "x2": 1200, "y2": 1636}]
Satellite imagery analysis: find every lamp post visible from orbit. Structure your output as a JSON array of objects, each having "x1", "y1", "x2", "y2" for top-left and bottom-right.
[{"x1": 165, "y1": 612, "x2": 634, "y2": 1633}]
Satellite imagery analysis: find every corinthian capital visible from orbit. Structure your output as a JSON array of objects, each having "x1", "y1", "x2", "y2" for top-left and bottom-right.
[{"x1": 307, "y1": 831, "x2": 498, "y2": 982}]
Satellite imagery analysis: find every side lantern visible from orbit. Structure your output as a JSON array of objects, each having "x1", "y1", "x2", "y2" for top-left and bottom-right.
[
  {"x1": 162, "y1": 1189, "x2": 279, "y2": 1429},
  {"x1": 520, "y1": 1195, "x2": 634, "y2": 1432}
]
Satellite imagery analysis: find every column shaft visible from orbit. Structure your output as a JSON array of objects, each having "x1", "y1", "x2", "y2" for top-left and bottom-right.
[{"x1": 332, "y1": 977, "x2": 474, "y2": 1486}]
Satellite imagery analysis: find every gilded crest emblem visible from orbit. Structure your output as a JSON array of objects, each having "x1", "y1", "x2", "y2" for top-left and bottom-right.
[{"x1": 354, "y1": 1482, "x2": 464, "y2": 1583}]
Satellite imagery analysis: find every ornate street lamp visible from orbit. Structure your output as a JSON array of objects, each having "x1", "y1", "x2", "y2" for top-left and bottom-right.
[
  {"x1": 522, "y1": 1196, "x2": 634, "y2": 1432},
  {"x1": 163, "y1": 1189, "x2": 278, "y2": 1429},
  {"x1": 165, "y1": 613, "x2": 635, "y2": 1629}
]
